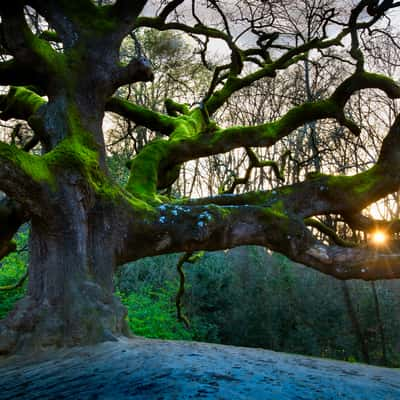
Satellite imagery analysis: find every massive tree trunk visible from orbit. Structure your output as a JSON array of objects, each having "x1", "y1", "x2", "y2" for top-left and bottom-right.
[{"x1": 0, "y1": 177, "x2": 129, "y2": 354}]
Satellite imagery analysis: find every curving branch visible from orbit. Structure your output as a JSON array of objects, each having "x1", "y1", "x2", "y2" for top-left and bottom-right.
[
  {"x1": 115, "y1": 57, "x2": 155, "y2": 87},
  {"x1": 224, "y1": 147, "x2": 284, "y2": 194},
  {"x1": 305, "y1": 217, "x2": 357, "y2": 247},
  {"x1": 297, "y1": 242, "x2": 400, "y2": 280},
  {"x1": 124, "y1": 70, "x2": 400, "y2": 200},
  {"x1": 175, "y1": 252, "x2": 192, "y2": 328},
  {"x1": 106, "y1": 97, "x2": 177, "y2": 136},
  {"x1": 0, "y1": 2, "x2": 60, "y2": 89},
  {"x1": 107, "y1": 0, "x2": 148, "y2": 37},
  {"x1": 114, "y1": 193, "x2": 400, "y2": 281},
  {"x1": 0, "y1": 141, "x2": 54, "y2": 215},
  {"x1": 0, "y1": 86, "x2": 46, "y2": 122},
  {"x1": 136, "y1": 1, "x2": 400, "y2": 117},
  {"x1": 344, "y1": 213, "x2": 400, "y2": 234},
  {"x1": 158, "y1": 0, "x2": 185, "y2": 21}
]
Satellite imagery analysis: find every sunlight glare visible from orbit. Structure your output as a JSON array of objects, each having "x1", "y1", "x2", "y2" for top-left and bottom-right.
[{"x1": 371, "y1": 231, "x2": 387, "y2": 246}]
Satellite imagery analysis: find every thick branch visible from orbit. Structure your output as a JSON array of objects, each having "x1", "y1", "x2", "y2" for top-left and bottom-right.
[
  {"x1": 106, "y1": 97, "x2": 177, "y2": 136},
  {"x1": 115, "y1": 57, "x2": 155, "y2": 87},
  {"x1": 159, "y1": 0, "x2": 185, "y2": 21},
  {"x1": 0, "y1": 86, "x2": 46, "y2": 122},
  {"x1": 187, "y1": 164, "x2": 398, "y2": 220},
  {"x1": 125, "y1": 70, "x2": 400, "y2": 200},
  {"x1": 115, "y1": 195, "x2": 400, "y2": 281},
  {"x1": 305, "y1": 217, "x2": 357, "y2": 247},
  {"x1": 298, "y1": 243, "x2": 400, "y2": 280},
  {"x1": 196, "y1": 71, "x2": 400, "y2": 156},
  {"x1": 0, "y1": 141, "x2": 54, "y2": 214},
  {"x1": 345, "y1": 213, "x2": 400, "y2": 234},
  {"x1": 136, "y1": 16, "x2": 244, "y2": 79},
  {"x1": 117, "y1": 201, "x2": 313, "y2": 264},
  {"x1": 108, "y1": 0, "x2": 148, "y2": 36},
  {"x1": 0, "y1": 2, "x2": 60, "y2": 87}
]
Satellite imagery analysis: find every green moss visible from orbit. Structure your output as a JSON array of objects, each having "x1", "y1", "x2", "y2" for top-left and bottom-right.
[
  {"x1": 210, "y1": 98, "x2": 339, "y2": 151},
  {"x1": 90, "y1": 7, "x2": 118, "y2": 33},
  {"x1": 205, "y1": 77, "x2": 239, "y2": 113},
  {"x1": 258, "y1": 206, "x2": 291, "y2": 239},
  {"x1": 0, "y1": 142, "x2": 54, "y2": 187},
  {"x1": 50, "y1": 1, "x2": 117, "y2": 34},
  {"x1": 264, "y1": 206, "x2": 289, "y2": 221},
  {"x1": 306, "y1": 171, "x2": 326, "y2": 180},
  {"x1": 278, "y1": 187, "x2": 293, "y2": 196},
  {"x1": 26, "y1": 33, "x2": 66, "y2": 76},
  {"x1": 170, "y1": 123, "x2": 194, "y2": 141},
  {"x1": 12, "y1": 86, "x2": 45, "y2": 112},
  {"x1": 48, "y1": 134, "x2": 116, "y2": 196},
  {"x1": 19, "y1": 153, "x2": 55, "y2": 187},
  {"x1": 327, "y1": 166, "x2": 380, "y2": 196},
  {"x1": 0, "y1": 86, "x2": 46, "y2": 121},
  {"x1": 268, "y1": 200, "x2": 288, "y2": 218},
  {"x1": 203, "y1": 204, "x2": 231, "y2": 220},
  {"x1": 39, "y1": 30, "x2": 60, "y2": 42},
  {"x1": 165, "y1": 99, "x2": 189, "y2": 116},
  {"x1": 126, "y1": 139, "x2": 170, "y2": 198},
  {"x1": 46, "y1": 135, "x2": 97, "y2": 168},
  {"x1": 41, "y1": 133, "x2": 155, "y2": 212},
  {"x1": 278, "y1": 99, "x2": 338, "y2": 131},
  {"x1": 106, "y1": 97, "x2": 177, "y2": 136}
]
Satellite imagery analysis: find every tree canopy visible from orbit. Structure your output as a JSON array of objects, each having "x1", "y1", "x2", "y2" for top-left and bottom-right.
[{"x1": 1, "y1": 0, "x2": 400, "y2": 353}]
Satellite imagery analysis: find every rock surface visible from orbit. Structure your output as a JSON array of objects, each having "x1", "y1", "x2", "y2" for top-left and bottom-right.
[{"x1": 0, "y1": 337, "x2": 399, "y2": 399}]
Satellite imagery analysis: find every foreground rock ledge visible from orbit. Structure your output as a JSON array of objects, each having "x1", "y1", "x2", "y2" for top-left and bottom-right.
[{"x1": 0, "y1": 338, "x2": 399, "y2": 399}]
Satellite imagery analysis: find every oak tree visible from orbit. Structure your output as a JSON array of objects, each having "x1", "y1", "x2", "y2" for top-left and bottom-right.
[{"x1": 1, "y1": 0, "x2": 400, "y2": 354}]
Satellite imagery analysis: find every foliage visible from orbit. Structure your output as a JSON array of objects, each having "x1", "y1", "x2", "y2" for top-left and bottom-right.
[
  {"x1": 118, "y1": 247, "x2": 400, "y2": 367},
  {"x1": 0, "y1": 228, "x2": 28, "y2": 319},
  {"x1": 118, "y1": 282, "x2": 215, "y2": 341},
  {"x1": 116, "y1": 254, "x2": 219, "y2": 342},
  {"x1": 118, "y1": 284, "x2": 193, "y2": 340}
]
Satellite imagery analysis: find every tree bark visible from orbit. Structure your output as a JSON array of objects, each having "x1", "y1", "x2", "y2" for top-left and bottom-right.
[{"x1": 0, "y1": 179, "x2": 129, "y2": 354}]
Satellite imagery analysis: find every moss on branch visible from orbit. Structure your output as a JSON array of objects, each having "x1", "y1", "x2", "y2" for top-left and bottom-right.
[
  {"x1": 325, "y1": 165, "x2": 390, "y2": 210},
  {"x1": 0, "y1": 86, "x2": 46, "y2": 121},
  {"x1": 165, "y1": 99, "x2": 190, "y2": 117},
  {"x1": 125, "y1": 110, "x2": 208, "y2": 199},
  {"x1": 126, "y1": 140, "x2": 170, "y2": 200},
  {"x1": 0, "y1": 141, "x2": 54, "y2": 187},
  {"x1": 331, "y1": 71, "x2": 400, "y2": 106},
  {"x1": 305, "y1": 218, "x2": 357, "y2": 247},
  {"x1": 106, "y1": 97, "x2": 177, "y2": 136}
]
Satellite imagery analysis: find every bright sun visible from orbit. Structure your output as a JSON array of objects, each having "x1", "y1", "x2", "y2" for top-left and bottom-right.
[{"x1": 371, "y1": 231, "x2": 387, "y2": 245}]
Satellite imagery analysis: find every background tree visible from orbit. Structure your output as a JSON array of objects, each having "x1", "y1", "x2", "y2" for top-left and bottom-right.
[{"x1": 1, "y1": 0, "x2": 400, "y2": 355}]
